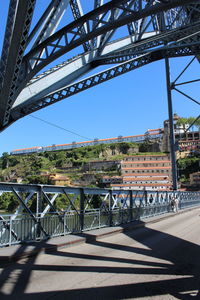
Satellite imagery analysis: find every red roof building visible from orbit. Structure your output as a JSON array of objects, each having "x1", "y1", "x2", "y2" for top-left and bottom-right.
[{"x1": 112, "y1": 154, "x2": 172, "y2": 191}]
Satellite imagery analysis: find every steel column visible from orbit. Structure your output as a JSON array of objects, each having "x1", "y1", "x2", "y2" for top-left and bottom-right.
[
  {"x1": 165, "y1": 57, "x2": 178, "y2": 191},
  {"x1": 109, "y1": 190, "x2": 113, "y2": 227},
  {"x1": 80, "y1": 188, "x2": 85, "y2": 231},
  {"x1": 129, "y1": 190, "x2": 133, "y2": 221}
]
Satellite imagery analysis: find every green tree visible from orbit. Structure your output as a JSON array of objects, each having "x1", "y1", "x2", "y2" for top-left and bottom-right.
[
  {"x1": 176, "y1": 116, "x2": 200, "y2": 130},
  {"x1": 1, "y1": 152, "x2": 10, "y2": 169},
  {"x1": 0, "y1": 193, "x2": 19, "y2": 212},
  {"x1": 26, "y1": 175, "x2": 49, "y2": 184},
  {"x1": 177, "y1": 157, "x2": 200, "y2": 179}
]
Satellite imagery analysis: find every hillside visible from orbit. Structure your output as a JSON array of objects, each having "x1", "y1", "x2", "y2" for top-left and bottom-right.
[
  {"x1": 0, "y1": 140, "x2": 199, "y2": 187},
  {"x1": 0, "y1": 141, "x2": 162, "y2": 185},
  {"x1": 0, "y1": 141, "x2": 199, "y2": 213}
]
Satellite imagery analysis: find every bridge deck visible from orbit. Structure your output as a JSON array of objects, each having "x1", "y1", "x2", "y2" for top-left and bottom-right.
[{"x1": 0, "y1": 206, "x2": 200, "y2": 299}]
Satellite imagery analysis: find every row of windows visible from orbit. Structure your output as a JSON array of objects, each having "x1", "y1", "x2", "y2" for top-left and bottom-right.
[
  {"x1": 115, "y1": 186, "x2": 171, "y2": 190},
  {"x1": 123, "y1": 177, "x2": 170, "y2": 181},
  {"x1": 175, "y1": 133, "x2": 200, "y2": 139},
  {"x1": 123, "y1": 163, "x2": 170, "y2": 168},
  {"x1": 123, "y1": 170, "x2": 170, "y2": 174},
  {"x1": 123, "y1": 181, "x2": 169, "y2": 184},
  {"x1": 124, "y1": 156, "x2": 169, "y2": 162}
]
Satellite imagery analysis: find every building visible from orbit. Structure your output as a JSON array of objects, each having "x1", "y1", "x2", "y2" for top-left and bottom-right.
[
  {"x1": 83, "y1": 160, "x2": 120, "y2": 172},
  {"x1": 101, "y1": 176, "x2": 123, "y2": 187},
  {"x1": 49, "y1": 174, "x2": 71, "y2": 186},
  {"x1": 190, "y1": 172, "x2": 200, "y2": 186},
  {"x1": 178, "y1": 138, "x2": 200, "y2": 154},
  {"x1": 112, "y1": 154, "x2": 172, "y2": 191},
  {"x1": 163, "y1": 113, "x2": 200, "y2": 154}
]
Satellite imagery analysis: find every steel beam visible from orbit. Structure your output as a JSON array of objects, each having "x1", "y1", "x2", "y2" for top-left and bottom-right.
[
  {"x1": 70, "y1": 0, "x2": 92, "y2": 51},
  {"x1": 14, "y1": 0, "x2": 195, "y2": 95},
  {"x1": 0, "y1": 0, "x2": 36, "y2": 126},
  {"x1": 11, "y1": 42, "x2": 200, "y2": 121},
  {"x1": 165, "y1": 58, "x2": 178, "y2": 191},
  {"x1": 0, "y1": 0, "x2": 19, "y2": 89},
  {"x1": 0, "y1": 0, "x2": 199, "y2": 131},
  {"x1": 13, "y1": 31, "x2": 156, "y2": 109},
  {"x1": 28, "y1": 0, "x2": 70, "y2": 48}
]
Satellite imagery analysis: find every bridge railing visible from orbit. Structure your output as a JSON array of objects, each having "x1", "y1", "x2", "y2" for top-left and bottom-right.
[{"x1": 0, "y1": 182, "x2": 200, "y2": 247}]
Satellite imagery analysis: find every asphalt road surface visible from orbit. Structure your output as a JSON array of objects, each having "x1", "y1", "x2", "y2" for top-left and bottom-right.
[{"x1": 0, "y1": 208, "x2": 200, "y2": 299}]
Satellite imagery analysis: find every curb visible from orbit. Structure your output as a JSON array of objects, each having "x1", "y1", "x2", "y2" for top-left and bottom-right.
[{"x1": 0, "y1": 235, "x2": 86, "y2": 263}]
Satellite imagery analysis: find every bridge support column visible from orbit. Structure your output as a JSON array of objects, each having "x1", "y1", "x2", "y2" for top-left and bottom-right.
[
  {"x1": 80, "y1": 188, "x2": 85, "y2": 231},
  {"x1": 36, "y1": 186, "x2": 43, "y2": 217},
  {"x1": 165, "y1": 57, "x2": 178, "y2": 191},
  {"x1": 109, "y1": 190, "x2": 113, "y2": 227},
  {"x1": 36, "y1": 186, "x2": 43, "y2": 238},
  {"x1": 129, "y1": 190, "x2": 133, "y2": 222}
]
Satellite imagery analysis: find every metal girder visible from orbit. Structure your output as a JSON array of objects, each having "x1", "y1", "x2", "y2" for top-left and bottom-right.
[
  {"x1": 12, "y1": 187, "x2": 48, "y2": 236},
  {"x1": 70, "y1": 0, "x2": 92, "y2": 51},
  {"x1": 96, "y1": 6, "x2": 121, "y2": 55},
  {"x1": 0, "y1": 0, "x2": 18, "y2": 89},
  {"x1": 14, "y1": 32, "x2": 156, "y2": 109},
  {"x1": 0, "y1": 0, "x2": 199, "y2": 131},
  {"x1": 15, "y1": 0, "x2": 196, "y2": 92},
  {"x1": 0, "y1": 181, "x2": 200, "y2": 246},
  {"x1": 92, "y1": 0, "x2": 103, "y2": 48},
  {"x1": 28, "y1": 0, "x2": 70, "y2": 48},
  {"x1": 14, "y1": 19, "x2": 199, "y2": 110},
  {"x1": 0, "y1": 0, "x2": 36, "y2": 127},
  {"x1": 11, "y1": 39, "x2": 200, "y2": 121},
  {"x1": 42, "y1": 192, "x2": 66, "y2": 230},
  {"x1": 93, "y1": 21, "x2": 200, "y2": 64}
]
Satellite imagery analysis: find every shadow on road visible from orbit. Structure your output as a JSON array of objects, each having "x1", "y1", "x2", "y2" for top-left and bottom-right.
[{"x1": 0, "y1": 218, "x2": 199, "y2": 299}]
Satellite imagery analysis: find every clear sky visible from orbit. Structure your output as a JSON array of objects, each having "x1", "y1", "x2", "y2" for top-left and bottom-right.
[{"x1": 0, "y1": 1, "x2": 199, "y2": 155}]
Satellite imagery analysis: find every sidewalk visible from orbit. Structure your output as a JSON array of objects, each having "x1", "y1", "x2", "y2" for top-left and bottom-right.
[{"x1": 0, "y1": 207, "x2": 197, "y2": 262}]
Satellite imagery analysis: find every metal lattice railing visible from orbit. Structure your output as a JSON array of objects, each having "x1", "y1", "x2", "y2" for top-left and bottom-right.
[{"x1": 0, "y1": 183, "x2": 200, "y2": 247}]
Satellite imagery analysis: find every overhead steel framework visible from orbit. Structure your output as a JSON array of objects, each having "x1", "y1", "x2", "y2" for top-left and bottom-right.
[
  {"x1": 0, "y1": 0, "x2": 199, "y2": 129},
  {"x1": 0, "y1": 0, "x2": 200, "y2": 189}
]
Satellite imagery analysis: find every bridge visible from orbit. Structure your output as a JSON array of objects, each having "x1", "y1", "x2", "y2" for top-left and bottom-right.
[
  {"x1": 0, "y1": 1, "x2": 199, "y2": 192},
  {"x1": 0, "y1": 204, "x2": 200, "y2": 299},
  {"x1": 0, "y1": 3, "x2": 200, "y2": 297},
  {"x1": 0, "y1": 0, "x2": 200, "y2": 190},
  {"x1": 0, "y1": 182, "x2": 199, "y2": 247},
  {"x1": 0, "y1": 0, "x2": 199, "y2": 132},
  {"x1": 0, "y1": 1, "x2": 200, "y2": 243}
]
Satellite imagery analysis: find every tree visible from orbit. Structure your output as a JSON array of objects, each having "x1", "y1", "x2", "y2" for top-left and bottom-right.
[
  {"x1": 176, "y1": 117, "x2": 200, "y2": 131},
  {"x1": 1, "y1": 152, "x2": 10, "y2": 169},
  {"x1": 0, "y1": 193, "x2": 19, "y2": 212},
  {"x1": 177, "y1": 157, "x2": 200, "y2": 179}
]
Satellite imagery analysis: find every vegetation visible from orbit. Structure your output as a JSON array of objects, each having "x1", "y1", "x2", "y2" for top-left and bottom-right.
[
  {"x1": 177, "y1": 156, "x2": 200, "y2": 182},
  {"x1": 0, "y1": 139, "x2": 199, "y2": 213},
  {"x1": 176, "y1": 117, "x2": 200, "y2": 130}
]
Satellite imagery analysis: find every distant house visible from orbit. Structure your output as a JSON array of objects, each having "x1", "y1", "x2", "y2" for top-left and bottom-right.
[
  {"x1": 101, "y1": 176, "x2": 123, "y2": 187},
  {"x1": 49, "y1": 174, "x2": 71, "y2": 186}
]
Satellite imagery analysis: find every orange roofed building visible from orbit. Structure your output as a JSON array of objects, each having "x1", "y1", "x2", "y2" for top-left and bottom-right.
[{"x1": 111, "y1": 154, "x2": 172, "y2": 191}]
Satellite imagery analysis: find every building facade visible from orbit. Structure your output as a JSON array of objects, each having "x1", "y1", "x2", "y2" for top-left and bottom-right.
[
  {"x1": 163, "y1": 113, "x2": 200, "y2": 154},
  {"x1": 112, "y1": 154, "x2": 172, "y2": 191}
]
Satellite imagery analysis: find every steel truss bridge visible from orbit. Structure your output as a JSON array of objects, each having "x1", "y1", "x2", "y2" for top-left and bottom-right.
[
  {"x1": 0, "y1": 0, "x2": 200, "y2": 211},
  {"x1": 0, "y1": 0, "x2": 199, "y2": 131},
  {"x1": 0, "y1": 182, "x2": 200, "y2": 247}
]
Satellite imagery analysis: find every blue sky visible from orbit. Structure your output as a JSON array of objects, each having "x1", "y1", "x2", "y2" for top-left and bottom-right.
[{"x1": 0, "y1": 1, "x2": 199, "y2": 155}]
